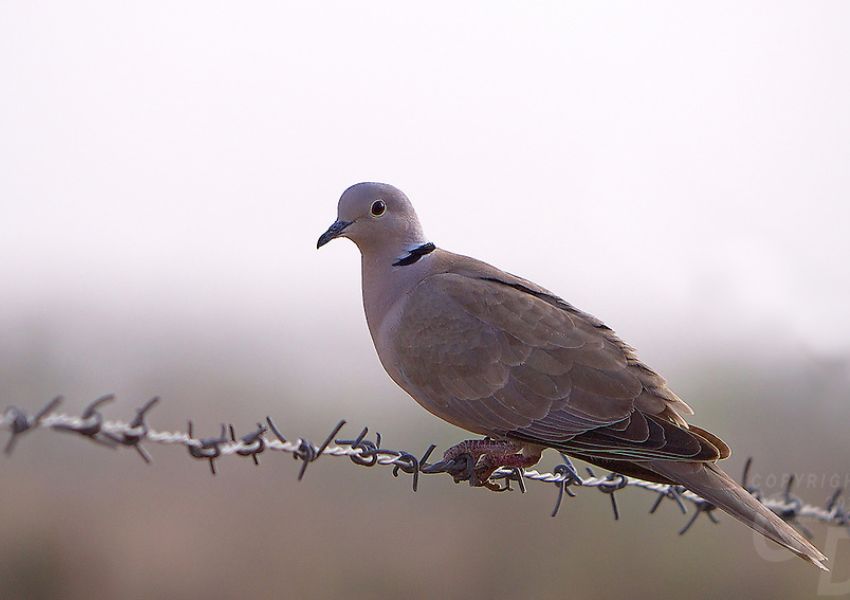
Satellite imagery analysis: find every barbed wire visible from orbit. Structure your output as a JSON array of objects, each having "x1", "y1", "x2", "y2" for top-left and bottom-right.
[{"x1": 1, "y1": 395, "x2": 848, "y2": 538}]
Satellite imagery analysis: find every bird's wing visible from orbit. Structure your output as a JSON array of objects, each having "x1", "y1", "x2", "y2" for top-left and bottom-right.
[{"x1": 393, "y1": 270, "x2": 727, "y2": 462}]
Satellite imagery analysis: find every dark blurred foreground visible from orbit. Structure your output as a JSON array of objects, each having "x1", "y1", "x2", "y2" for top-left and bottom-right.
[{"x1": 1, "y1": 338, "x2": 848, "y2": 600}]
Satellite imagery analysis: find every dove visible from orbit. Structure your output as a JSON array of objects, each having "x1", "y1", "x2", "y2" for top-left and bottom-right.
[{"x1": 317, "y1": 181, "x2": 828, "y2": 570}]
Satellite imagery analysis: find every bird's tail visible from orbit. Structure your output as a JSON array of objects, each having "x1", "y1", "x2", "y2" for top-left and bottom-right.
[{"x1": 648, "y1": 460, "x2": 829, "y2": 571}]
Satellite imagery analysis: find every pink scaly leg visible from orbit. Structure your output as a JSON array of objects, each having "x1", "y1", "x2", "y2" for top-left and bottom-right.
[{"x1": 442, "y1": 438, "x2": 543, "y2": 491}]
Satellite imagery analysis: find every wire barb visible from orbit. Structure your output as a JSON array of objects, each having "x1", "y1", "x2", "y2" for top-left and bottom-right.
[
  {"x1": 2, "y1": 396, "x2": 848, "y2": 538},
  {"x1": 3, "y1": 395, "x2": 63, "y2": 456}
]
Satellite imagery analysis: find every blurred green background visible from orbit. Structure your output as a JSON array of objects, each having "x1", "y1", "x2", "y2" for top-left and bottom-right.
[{"x1": 2, "y1": 2, "x2": 849, "y2": 598}]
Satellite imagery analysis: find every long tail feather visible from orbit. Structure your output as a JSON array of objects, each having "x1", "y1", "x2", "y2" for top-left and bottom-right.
[{"x1": 648, "y1": 460, "x2": 829, "y2": 571}]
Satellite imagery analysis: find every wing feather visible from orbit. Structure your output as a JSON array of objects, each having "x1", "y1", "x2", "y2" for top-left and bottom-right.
[{"x1": 393, "y1": 270, "x2": 727, "y2": 462}]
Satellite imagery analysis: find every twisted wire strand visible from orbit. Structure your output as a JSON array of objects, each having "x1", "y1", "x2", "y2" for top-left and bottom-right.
[{"x1": 2, "y1": 395, "x2": 848, "y2": 536}]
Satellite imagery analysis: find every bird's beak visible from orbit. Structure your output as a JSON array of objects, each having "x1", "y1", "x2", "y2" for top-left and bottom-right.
[{"x1": 317, "y1": 220, "x2": 352, "y2": 249}]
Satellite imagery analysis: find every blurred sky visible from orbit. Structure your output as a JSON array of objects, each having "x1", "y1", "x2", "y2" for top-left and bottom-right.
[
  {"x1": 2, "y1": 3, "x2": 850, "y2": 599},
  {"x1": 3, "y1": 2, "x2": 850, "y2": 362}
]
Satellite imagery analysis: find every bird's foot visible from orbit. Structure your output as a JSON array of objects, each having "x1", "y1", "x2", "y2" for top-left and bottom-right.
[{"x1": 442, "y1": 439, "x2": 542, "y2": 491}]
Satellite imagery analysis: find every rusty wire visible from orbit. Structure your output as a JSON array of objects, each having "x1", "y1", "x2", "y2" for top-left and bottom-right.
[{"x1": 2, "y1": 395, "x2": 848, "y2": 537}]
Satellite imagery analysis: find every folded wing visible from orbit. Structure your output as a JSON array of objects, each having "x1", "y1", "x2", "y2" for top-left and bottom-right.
[{"x1": 393, "y1": 271, "x2": 728, "y2": 464}]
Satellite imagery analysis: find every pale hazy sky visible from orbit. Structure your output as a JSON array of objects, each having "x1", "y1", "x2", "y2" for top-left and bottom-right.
[{"x1": 2, "y1": 2, "x2": 849, "y2": 392}]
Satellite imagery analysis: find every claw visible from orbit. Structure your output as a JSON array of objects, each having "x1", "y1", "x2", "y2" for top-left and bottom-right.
[{"x1": 441, "y1": 438, "x2": 543, "y2": 490}]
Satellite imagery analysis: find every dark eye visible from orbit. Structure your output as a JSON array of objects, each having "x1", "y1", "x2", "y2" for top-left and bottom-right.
[{"x1": 370, "y1": 200, "x2": 387, "y2": 217}]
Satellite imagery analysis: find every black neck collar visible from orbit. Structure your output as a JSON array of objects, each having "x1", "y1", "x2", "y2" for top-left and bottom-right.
[{"x1": 393, "y1": 242, "x2": 436, "y2": 267}]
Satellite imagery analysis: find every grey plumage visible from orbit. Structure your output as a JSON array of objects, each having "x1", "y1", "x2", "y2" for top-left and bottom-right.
[{"x1": 318, "y1": 182, "x2": 828, "y2": 570}]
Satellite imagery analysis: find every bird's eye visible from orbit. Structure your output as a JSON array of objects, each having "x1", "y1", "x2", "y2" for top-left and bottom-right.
[{"x1": 370, "y1": 200, "x2": 387, "y2": 217}]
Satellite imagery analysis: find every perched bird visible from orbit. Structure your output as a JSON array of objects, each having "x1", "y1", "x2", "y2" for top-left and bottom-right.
[{"x1": 317, "y1": 182, "x2": 827, "y2": 570}]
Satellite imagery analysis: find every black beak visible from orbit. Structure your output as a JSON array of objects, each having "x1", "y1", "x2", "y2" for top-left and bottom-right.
[{"x1": 317, "y1": 220, "x2": 352, "y2": 249}]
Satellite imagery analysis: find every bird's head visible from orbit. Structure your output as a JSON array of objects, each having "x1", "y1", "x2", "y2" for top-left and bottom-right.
[{"x1": 317, "y1": 182, "x2": 427, "y2": 254}]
